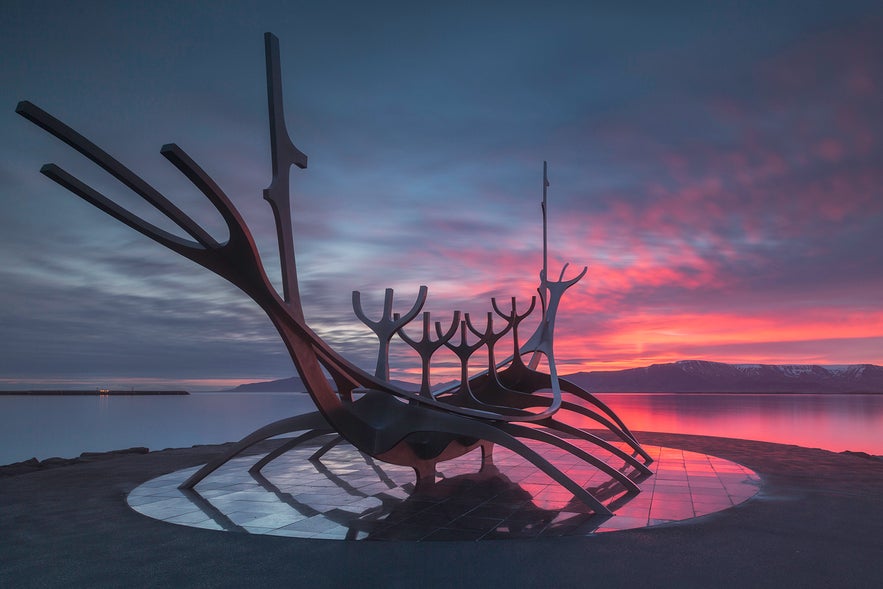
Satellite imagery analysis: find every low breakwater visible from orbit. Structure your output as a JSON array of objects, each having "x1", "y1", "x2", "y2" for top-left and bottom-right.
[{"x1": 0, "y1": 390, "x2": 189, "y2": 396}]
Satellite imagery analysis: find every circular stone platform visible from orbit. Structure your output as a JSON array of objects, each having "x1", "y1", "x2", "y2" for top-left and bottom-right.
[{"x1": 128, "y1": 438, "x2": 760, "y2": 540}]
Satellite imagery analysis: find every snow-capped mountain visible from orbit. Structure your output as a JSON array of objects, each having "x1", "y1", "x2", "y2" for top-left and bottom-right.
[{"x1": 565, "y1": 360, "x2": 883, "y2": 393}]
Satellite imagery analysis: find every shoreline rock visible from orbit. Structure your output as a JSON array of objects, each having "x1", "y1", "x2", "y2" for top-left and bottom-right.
[{"x1": 0, "y1": 447, "x2": 150, "y2": 477}]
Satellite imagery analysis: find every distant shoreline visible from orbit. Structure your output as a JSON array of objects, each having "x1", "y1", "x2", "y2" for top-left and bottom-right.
[
  {"x1": 0, "y1": 390, "x2": 189, "y2": 396},
  {"x1": 231, "y1": 361, "x2": 883, "y2": 394}
]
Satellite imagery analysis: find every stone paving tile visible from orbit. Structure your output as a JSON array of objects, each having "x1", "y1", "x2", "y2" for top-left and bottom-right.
[
  {"x1": 188, "y1": 520, "x2": 226, "y2": 531},
  {"x1": 242, "y1": 512, "x2": 310, "y2": 529},
  {"x1": 128, "y1": 441, "x2": 760, "y2": 541},
  {"x1": 163, "y1": 510, "x2": 216, "y2": 525},
  {"x1": 226, "y1": 510, "x2": 280, "y2": 526}
]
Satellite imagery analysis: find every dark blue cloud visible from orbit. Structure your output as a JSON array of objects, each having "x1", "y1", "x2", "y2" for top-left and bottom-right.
[{"x1": 2, "y1": 1, "x2": 881, "y2": 388}]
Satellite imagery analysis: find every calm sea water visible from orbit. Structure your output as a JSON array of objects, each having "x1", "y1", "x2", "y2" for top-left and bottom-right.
[{"x1": 1, "y1": 392, "x2": 881, "y2": 465}]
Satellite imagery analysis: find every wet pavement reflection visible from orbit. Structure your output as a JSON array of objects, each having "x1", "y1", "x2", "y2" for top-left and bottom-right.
[{"x1": 129, "y1": 438, "x2": 760, "y2": 540}]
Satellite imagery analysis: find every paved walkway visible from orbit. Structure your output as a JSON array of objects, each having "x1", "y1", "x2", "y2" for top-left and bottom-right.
[
  {"x1": 128, "y1": 441, "x2": 759, "y2": 539},
  {"x1": 2, "y1": 432, "x2": 881, "y2": 588}
]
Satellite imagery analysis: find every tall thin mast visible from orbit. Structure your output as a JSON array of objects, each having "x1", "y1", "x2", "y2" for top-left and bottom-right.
[
  {"x1": 262, "y1": 33, "x2": 308, "y2": 318},
  {"x1": 542, "y1": 160, "x2": 549, "y2": 278}
]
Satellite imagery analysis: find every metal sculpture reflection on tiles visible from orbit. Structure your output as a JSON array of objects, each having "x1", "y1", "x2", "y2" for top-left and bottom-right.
[{"x1": 17, "y1": 33, "x2": 652, "y2": 516}]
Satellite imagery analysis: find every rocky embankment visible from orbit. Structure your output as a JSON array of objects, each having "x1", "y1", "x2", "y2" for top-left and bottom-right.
[{"x1": 0, "y1": 447, "x2": 150, "y2": 477}]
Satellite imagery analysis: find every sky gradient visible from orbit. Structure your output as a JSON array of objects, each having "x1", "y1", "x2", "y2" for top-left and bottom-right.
[{"x1": 2, "y1": 1, "x2": 881, "y2": 390}]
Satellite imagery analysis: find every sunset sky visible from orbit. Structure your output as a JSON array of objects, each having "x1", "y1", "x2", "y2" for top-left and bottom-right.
[{"x1": 1, "y1": 1, "x2": 881, "y2": 390}]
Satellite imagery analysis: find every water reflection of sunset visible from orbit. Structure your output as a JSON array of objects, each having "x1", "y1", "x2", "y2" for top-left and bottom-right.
[{"x1": 583, "y1": 394, "x2": 883, "y2": 454}]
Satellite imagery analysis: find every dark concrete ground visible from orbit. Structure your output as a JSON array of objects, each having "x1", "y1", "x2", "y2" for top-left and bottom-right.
[{"x1": 2, "y1": 432, "x2": 882, "y2": 588}]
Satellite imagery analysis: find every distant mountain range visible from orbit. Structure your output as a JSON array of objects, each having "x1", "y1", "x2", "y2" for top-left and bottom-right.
[
  {"x1": 232, "y1": 360, "x2": 883, "y2": 393},
  {"x1": 565, "y1": 360, "x2": 883, "y2": 393}
]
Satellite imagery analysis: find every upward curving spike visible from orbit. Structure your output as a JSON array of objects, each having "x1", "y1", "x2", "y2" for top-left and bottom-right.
[
  {"x1": 492, "y1": 296, "x2": 537, "y2": 370},
  {"x1": 396, "y1": 310, "x2": 460, "y2": 397},
  {"x1": 353, "y1": 286, "x2": 428, "y2": 380}
]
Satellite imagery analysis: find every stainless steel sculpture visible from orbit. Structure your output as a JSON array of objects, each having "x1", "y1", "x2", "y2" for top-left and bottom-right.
[{"x1": 17, "y1": 33, "x2": 651, "y2": 516}]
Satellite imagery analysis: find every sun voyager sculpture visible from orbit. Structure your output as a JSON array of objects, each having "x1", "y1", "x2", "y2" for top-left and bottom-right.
[{"x1": 17, "y1": 33, "x2": 652, "y2": 516}]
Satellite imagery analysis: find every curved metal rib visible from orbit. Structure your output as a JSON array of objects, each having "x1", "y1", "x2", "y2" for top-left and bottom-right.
[
  {"x1": 248, "y1": 428, "x2": 336, "y2": 474},
  {"x1": 38, "y1": 164, "x2": 202, "y2": 256},
  {"x1": 558, "y1": 377, "x2": 641, "y2": 442},
  {"x1": 309, "y1": 434, "x2": 345, "y2": 461},
  {"x1": 494, "y1": 363, "x2": 651, "y2": 462},
  {"x1": 466, "y1": 369, "x2": 651, "y2": 467},
  {"x1": 536, "y1": 417, "x2": 652, "y2": 475},
  {"x1": 499, "y1": 423, "x2": 641, "y2": 494},
  {"x1": 496, "y1": 360, "x2": 650, "y2": 458},
  {"x1": 180, "y1": 411, "x2": 329, "y2": 489},
  {"x1": 15, "y1": 100, "x2": 218, "y2": 249}
]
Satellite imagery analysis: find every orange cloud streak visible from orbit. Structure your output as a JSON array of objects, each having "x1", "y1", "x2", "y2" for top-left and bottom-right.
[{"x1": 552, "y1": 309, "x2": 883, "y2": 372}]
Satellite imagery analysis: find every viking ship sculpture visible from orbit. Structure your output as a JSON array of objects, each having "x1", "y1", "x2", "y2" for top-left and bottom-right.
[{"x1": 17, "y1": 33, "x2": 651, "y2": 515}]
